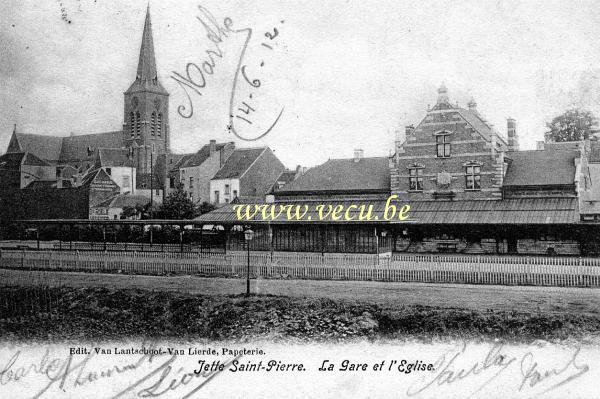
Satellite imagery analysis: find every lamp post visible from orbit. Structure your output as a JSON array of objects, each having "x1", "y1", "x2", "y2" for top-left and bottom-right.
[{"x1": 244, "y1": 227, "x2": 254, "y2": 296}]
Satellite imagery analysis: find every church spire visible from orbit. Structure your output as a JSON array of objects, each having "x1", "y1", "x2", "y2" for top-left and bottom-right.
[
  {"x1": 126, "y1": 5, "x2": 167, "y2": 95},
  {"x1": 137, "y1": 5, "x2": 157, "y2": 81}
]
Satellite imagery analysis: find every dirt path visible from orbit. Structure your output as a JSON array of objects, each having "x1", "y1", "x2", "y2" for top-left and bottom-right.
[{"x1": 1, "y1": 268, "x2": 599, "y2": 316}]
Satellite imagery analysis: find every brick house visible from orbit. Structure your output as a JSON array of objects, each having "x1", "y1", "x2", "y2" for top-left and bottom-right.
[{"x1": 178, "y1": 140, "x2": 235, "y2": 204}]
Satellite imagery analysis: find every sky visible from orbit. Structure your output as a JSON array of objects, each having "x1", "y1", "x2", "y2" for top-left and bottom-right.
[{"x1": 3, "y1": 0, "x2": 600, "y2": 168}]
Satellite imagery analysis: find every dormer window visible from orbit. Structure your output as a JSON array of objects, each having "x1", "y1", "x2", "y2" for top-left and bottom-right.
[{"x1": 435, "y1": 132, "x2": 451, "y2": 158}]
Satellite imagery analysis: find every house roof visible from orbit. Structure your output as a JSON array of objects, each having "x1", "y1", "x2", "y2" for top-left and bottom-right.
[
  {"x1": 110, "y1": 194, "x2": 150, "y2": 209},
  {"x1": 504, "y1": 150, "x2": 578, "y2": 187},
  {"x1": 275, "y1": 170, "x2": 298, "y2": 185},
  {"x1": 95, "y1": 148, "x2": 134, "y2": 168},
  {"x1": 181, "y1": 142, "x2": 231, "y2": 168},
  {"x1": 544, "y1": 141, "x2": 581, "y2": 151},
  {"x1": 277, "y1": 157, "x2": 390, "y2": 193},
  {"x1": 81, "y1": 168, "x2": 116, "y2": 187},
  {"x1": 194, "y1": 197, "x2": 579, "y2": 225},
  {"x1": 212, "y1": 147, "x2": 266, "y2": 179},
  {"x1": 24, "y1": 180, "x2": 60, "y2": 190}
]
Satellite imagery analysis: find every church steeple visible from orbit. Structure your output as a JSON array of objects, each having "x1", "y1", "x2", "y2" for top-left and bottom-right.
[
  {"x1": 126, "y1": 6, "x2": 167, "y2": 95},
  {"x1": 137, "y1": 5, "x2": 157, "y2": 81},
  {"x1": 123, "y1": 5, "x2": 170, "y2": 174}
]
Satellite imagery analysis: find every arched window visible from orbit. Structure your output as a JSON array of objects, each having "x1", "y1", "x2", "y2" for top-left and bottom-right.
[
  {"x1": 151, "y1": 112, "x2": 156, "y2": 136},
  {"x1": 129, "y1": 112, "x2": 135, "y2": 138},
  {"x1": 157, "y1": 113, "x2": 162, "y2": 137},
  {"x1": 135, "y1": 112, "x2": 141, "y2": 137}
]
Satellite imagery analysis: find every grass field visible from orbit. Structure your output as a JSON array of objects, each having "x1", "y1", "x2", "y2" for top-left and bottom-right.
[
  {"x1": 1, "y1": 268, "x2": 600, "y2": 342},
  {"x1": 1, "y1": 268, "x2": 598, "y2": 316}
]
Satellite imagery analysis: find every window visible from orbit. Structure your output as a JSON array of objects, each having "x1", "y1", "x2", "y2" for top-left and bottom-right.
[
  {"x1": 214, "y1": 190, "x2": 220, "y2": 203},
  {"x1": 130, "y1": 112, "x2": 135, "y2": 138},
  {"x1": 135, "y1": 112, "x2": 141, "y2": 137},
  {"x1": 436, "y1": 134, "x2": 451, "y2": 157},
  {"x1": 123, "y1": 176, "x2": 130, "y2": 188},
  {"x1": 157, "y1": 113, "x2": 162, "y2": 137},
  {"x1": 169, "y1": 177, "x2": 175, "y2": 188},
  {"x1": 233, "y1": 190, "x2": 238, "y2": 198},
  {"x1": 105, "y1": 168, "x2": 112, "y2": 176},
  {"x1": 224, "y1": 184, "x2": 230, "y2": 195},
  {"x1": 156, "y1": 188, "x2": 160, "y2": 196},
  {"x1": 465, "y1": 164, "x2": 481, "y2": 190},
  {"x1": 151, "y1": 112, "x2": 156, "y2": 136},
  {"x1": 225, "y1": 198, "x2": 229, "y2": 203},
  {"x1": 189, "y1": 177, "x2": 194, "y2": 188},
  {"x1": 408, "y1": 168, "x2": 423, "y2": 191}
]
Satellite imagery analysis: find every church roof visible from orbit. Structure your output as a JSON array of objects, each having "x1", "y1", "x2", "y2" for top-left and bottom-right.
[
  {"x1": 125, "y1": 7, "x2": 168, "y2": 95},
  {"x1": 95, "y1": 148, "x2": 134, "y2": 168},
  {"x1": 11, "y1": 133, "x2": 63, "y2": 161},
  {"x1": 60, "y1": 131, "x2": 125, "y2": 162}
]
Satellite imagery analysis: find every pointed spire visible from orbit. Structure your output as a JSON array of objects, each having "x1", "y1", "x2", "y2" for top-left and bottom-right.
[{"x1": 136, "y1": 5, "x2": 158, "y2": 82}]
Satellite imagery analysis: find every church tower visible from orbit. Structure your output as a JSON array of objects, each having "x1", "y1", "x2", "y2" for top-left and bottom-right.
[{"x1": 123, "y1": 6, "x2": 170, "y2": 175}]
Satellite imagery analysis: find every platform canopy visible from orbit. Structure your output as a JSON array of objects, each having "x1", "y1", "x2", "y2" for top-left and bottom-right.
[{"x1": 193, "y1": 197, "x2": 580, "y2": 225}]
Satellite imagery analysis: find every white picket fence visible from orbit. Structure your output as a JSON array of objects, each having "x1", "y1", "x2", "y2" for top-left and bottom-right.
[{"x1": 1, "y1": 249, "x2": 600, "y2": 287}]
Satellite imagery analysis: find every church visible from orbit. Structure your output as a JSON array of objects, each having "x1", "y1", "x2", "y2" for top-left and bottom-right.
[
  {"x1": 0, "y1": 7, "x2": 193, "y2": 222},
  {"x1": 3, "y1": 7, "x2": 171, "y2": 202}
]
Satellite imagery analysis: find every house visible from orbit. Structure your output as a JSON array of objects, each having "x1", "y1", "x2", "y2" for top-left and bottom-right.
[
  {"x1": 179, "y1": 140, "x2": 235, "y2": 203},
  {"x1": 92, "y1": 194, "x2": 150, "y2": 220},
  {"x1": 93, "y1": 148, "x2": 136, "y2": 194},
  {"x1": 209, "y1": 147, "x2": 285, "y2": 204}
]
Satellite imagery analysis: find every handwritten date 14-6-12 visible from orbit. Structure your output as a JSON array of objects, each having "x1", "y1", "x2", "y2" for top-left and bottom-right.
[{"x1": 171, "y1": 5, "x2": 284, "y2": 142}]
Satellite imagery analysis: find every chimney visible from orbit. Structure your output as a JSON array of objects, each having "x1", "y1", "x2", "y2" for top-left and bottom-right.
[
  {"x1": 296, "y1": 164, "x2": 302, "y2": 175},
  {"x1": 536, "y1": 141, "x2": 545, "y2": 151},
  {"x1": 353, "y1": 149, "x2": 364, "y2": 162},
  {"x1": 209, "y1": 139, "x2": 216, "y2": 155},
  {"x1": 507, "y1": 118, "x2": 519, "y2": 151}
]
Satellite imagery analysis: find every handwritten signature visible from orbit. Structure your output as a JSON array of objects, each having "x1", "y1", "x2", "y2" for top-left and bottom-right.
[
  {"x1": 407, "y1": 342, "x2": 590, "y2": 398},
  {"x1": 171, "y1": 5, "x2": 284, "y2": 141},
  {"x1": 0, "y1": 342, "x2": 238, "y2": 399}
]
